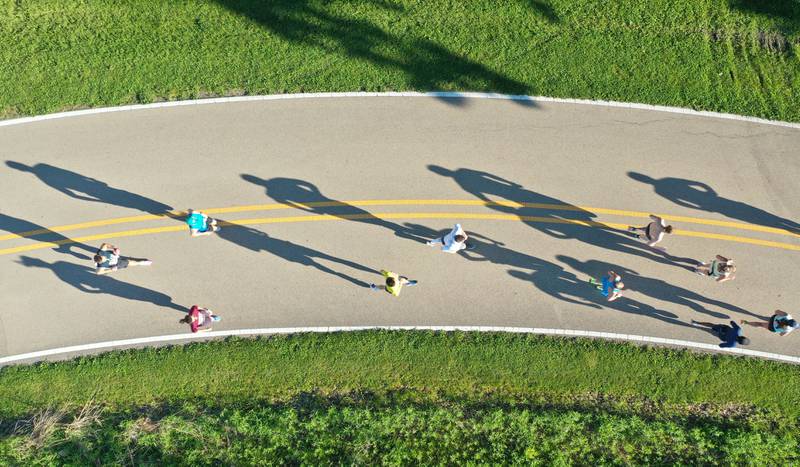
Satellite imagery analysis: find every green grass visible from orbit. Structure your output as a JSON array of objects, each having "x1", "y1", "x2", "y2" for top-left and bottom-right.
[
  {"x1": 1, "y1": 0, "x2": 798, "y2": 120},
  {"x1": 2, "y1": 331, "x2": 799, "y2": 463},
  {"x1": 1, "y1": 331, "x2": 798, "y2": 418}
]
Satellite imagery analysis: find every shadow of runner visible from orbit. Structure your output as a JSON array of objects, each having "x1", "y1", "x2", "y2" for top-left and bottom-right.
[
  {"x1": 629, "y1": 171, "x2": 800, "y2": 234},
  {"x1": 16, "y1": 256, "x2": 186, "y2": 312},
  {"x1": 214, "y1": 0, "x2": 535, "y2": 105},
  {"x1": 0, "y1": 213, "x2": 94, "y2": 260},
  {"x1": 242, "y1": 175, "x2": 419, "y2": 241},
  {"x1": 217, "y1": 223, "x2": 377, "y2": 287},
  {"x1": 6, "y1": 161, "x2": 174, "y2": 216},
  {"x1": 429, "y1": 165, "x2": 698, "y2": 270},
  {"x1": 556, "y1": 255, "x2": 762, "y2": 321},
  {"x1": 402, "y1": 222, "x2": 601, "y2": 309}
]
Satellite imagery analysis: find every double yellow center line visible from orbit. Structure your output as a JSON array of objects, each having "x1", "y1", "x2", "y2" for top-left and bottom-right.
[{"x1": 1, "y1": 200, "x2": 798, "y2": 255}]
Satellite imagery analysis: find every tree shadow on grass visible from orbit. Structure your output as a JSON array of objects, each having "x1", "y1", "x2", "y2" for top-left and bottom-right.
[
  {"x1": 6, "y1": 161, "x2": 174, "y2": 216},
  {"x1": 215, "y1": 0, "x2": 536, "y2": 106},
  {"x1": 528, "y1": 0, "x2": 559, "y2": 23},
  {"x1": 429, "y1": 165, "x2": 699, "y2": 271},
  {"x1": 16, "y1": 256, "x2": 186, "y2": 312},
  {"x1": 629, "y1": 171, "x2": 800, "y2": 234},
  {"x1": 217, "y1": 223, "x2": 377, "y2": 287},
  {"x1": 728, "y1": 0, "x2": 800, "y2": 35},
  {"x1": 0, "y1": 213, "x2": 94, "y2": 260}
]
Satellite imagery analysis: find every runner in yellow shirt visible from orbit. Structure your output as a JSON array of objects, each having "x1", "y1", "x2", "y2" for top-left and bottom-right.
[{"x1": 370, "y1": 269, "x2": 418, "y2": 296}]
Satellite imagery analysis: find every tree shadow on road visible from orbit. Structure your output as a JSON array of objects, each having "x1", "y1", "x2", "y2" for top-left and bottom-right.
[
  {"x1": 0, "y1": 213, "x2": 94, "y2": 260},
  {"x1": 16, "y1": 256, "x2": 186, "y2": 312},
  {"x1": 429, "y1": 165, "x2": 699, "y2": 271},
  {"x1": 217, "y1": 222, "x2": 377, "y2": 287},
  {"x1": 214, "y1": 0, "x2": 536, "y2": 107},
  {"x1": 629, "y1": 171, "x2": 800, "y2": 234},
  {"x1": 556, "y1": 255, "x2": 764, "y2": 321},
  {"x1": 6, "y1": 161, "x2": 174, "y2": 216}
]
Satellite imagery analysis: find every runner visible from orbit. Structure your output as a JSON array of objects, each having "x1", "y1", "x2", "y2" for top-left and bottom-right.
[
  {"x1": 426, "y1": 223, "x2": 475, "y2": 253},
  {"x1": 741, "y1": 310, "x2": 798, "y2": 337},
  {"x1": 370, "y1": 269, "x2": 418, "y2": 296},
  {"x1": 93, "y1": 243, "x2": 152, "y2": 275},
  {"x1": 186, "y1": 209, "x2": 220, "y2": 237},
  {"x1": 588, "y1": 270, "x2": 624, "y2": 302},
  {"x1": 180, "y1": 305, "x2": 222, "y2": 333},
  {"x1": 694, "y1": 255, "x2": 735, "y2": 282},
  {"x1": 628, "y1": 214, "x2": 673, "y2": 250},
  {"x1": 691, "y1": 320, "x2": 750, "y2": 348}
]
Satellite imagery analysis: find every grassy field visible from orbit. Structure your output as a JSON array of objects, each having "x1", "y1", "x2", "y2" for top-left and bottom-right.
[
  {"x1": 1, "y1": 0, "x2": 798, "y2": 120},
  {"x1": 1, "y1": 332, "x2": 799, "y2": 463}
]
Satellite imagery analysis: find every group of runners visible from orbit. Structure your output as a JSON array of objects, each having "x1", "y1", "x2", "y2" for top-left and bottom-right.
[{"x1": 90, "y1": 208, "x2": 797, "y2": 344}]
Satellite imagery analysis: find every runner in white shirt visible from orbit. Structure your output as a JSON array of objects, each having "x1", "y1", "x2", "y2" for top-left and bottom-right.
[
  {"x1": 628, "y1": 215, "x2": 673, "y2": 250},
  {"x1": 426, "y1": 223, "x2": 474, "y2": 253}
]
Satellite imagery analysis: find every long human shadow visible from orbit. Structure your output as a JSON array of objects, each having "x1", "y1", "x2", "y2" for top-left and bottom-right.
[
  {"x1": 429, "y1": 165, "x2": 699, "y2": 270},
  {"x1": 214, "y1": 0, "x2": 535, "y2": 106},
  {"x1": 16, "y1": 256, "x2": 186, "y2": 312},
  {"x1": 401, "y1": 222, "x2": 600, "y2": 309},
  {"x1": 242, "y1": 175, "x2": 418, "y2": 241},
  {"x1": 6, "y1": 161, "x2": 174, "y2": 216},
  {"x1": 629, "y1": 172, "x2": 800, "y2": 234},
  {"x1": 216, "y1": 222, "x2": 377, "y2": 287},
  {"x1": 556, "y1": 255, "x2": 766, "y2": 321},
  {"x1": 0, "y1": 213, "x2": 93, "y2": 260}
]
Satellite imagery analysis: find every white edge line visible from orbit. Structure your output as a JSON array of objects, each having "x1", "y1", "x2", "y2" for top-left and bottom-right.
[
  {"x1": 1, "y1": 326, "x2": 797, "y2": 366},
  {"x1": 1, "y1": 92, "x2": 798, "y2": 129}
]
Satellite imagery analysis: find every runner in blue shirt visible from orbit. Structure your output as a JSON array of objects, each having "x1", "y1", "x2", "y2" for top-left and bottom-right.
[{"x1": 186, "y1": 209, "x2": 220, "y2": 237}]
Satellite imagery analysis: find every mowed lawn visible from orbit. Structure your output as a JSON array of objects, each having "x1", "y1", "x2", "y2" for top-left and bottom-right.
[
  {"x1": 1, "y1": 332, "x2": 799, "y2": 463},
  {"x1": 1, "y1": 0, "x2": 798, "y2": 120}
]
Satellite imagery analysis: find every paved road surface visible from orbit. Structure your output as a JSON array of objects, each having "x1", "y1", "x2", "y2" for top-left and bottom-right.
[{"x1": 1, "y1": 96, "x2": 798, "y2": 361}]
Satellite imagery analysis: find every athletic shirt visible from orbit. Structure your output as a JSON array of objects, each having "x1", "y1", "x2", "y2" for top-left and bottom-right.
[
  {"x1": 601, "y1": 276, "x2": 621, "y2": 297},
  {"x1": 95, "y1": 249, "x2": 119, "y2": 268},
  {"x1": 381, "y1": 270, "x2": 402, "y2": 296},
  {"x1": 186, "y1": 212, "x2": 208, "y2": 232},
  {"x1": 441, "y1": 224, "x2": 467, "y2": 253},
  {"x1": 710, "y1": 260, "x2": 727, "y2": 278},
  {"x1": 771, "y1": 314, "x2": 797, "y2": 333}
]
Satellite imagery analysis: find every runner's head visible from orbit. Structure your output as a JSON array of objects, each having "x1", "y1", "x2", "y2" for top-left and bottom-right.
[
  {"x1": 385, "y1": 277, "x2": 396, "y2": 287},
  {"x1": 665, "y1": 225, "x2": 673, "y2": 234},
  {"x1": 737, "y1": 336, "x2": 750, "y2": 346},
  {"x1": 93, "y1": 254, "x2": 103, "y2": 264},
  {"x1": 455, "y1": 234, "x2": 467, "y2": 243},
  {"x1": 722, "y1": 263, "x2": 736, "y2": 274},
  {"x1": 616, "y1": 281, "x2": 625, "y2": 289},
  {"x1": 785, "y1": 319, "x2": 798, "y2": 329}
]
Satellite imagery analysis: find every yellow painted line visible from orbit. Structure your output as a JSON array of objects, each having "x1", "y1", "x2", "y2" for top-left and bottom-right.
[
  {"x1": 2, "y1": 200, "x2": 799, "y2": 241},
  {"x1": 2, "y1": 212, "x2": 798, "y2": 256}
]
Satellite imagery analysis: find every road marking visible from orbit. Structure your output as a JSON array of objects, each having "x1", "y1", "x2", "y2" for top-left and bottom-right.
[
  {"x1": 1, "y1": 326, "x2": 797, "y2": 366},
  {"x1": 2, "y1": 212, "x2": 798, "y2": 256},
  {"x1": 2, "y1": 200, "x2": 798, "y2": 242},
  {"x1": 1, "y1": 91, "x2": 799, "y2": 129}
]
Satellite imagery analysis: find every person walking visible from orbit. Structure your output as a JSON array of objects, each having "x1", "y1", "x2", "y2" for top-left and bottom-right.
[
  {"x1": 691, "y1": 320, "x2": 750, "y2": 348},
  {"x1": 180, "y1": 305, "x2": 221, "y2": 333},
  {"x1": 741, "y1": 310, "x2": 798, "y2": 337},
  {"x1": 426, "y1": 223, "x2": 474, "y2": 253},
  {"x1": 694, "y1": 255, "x2": 735, "y2": 282},
  {"x1": 93, "y1": 243, "x2": 152, "y2": 275},
  {"x1": 186, "y1": 209, "x2": 220, "y2": 237},
  {"x1": 370, "y1": 269, "x2": 417, "y2": 296},
  {"x1": 589, "y1": 270, "x2": 624, "y2": 302},
  {"x1": 628, "y1": 214, "x2": 673, "y2": 250}
]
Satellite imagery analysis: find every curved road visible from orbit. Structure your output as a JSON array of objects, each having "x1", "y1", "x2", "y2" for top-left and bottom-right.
[{"x1": 1, "y1": 95, "x2": 799, "y2": 362}]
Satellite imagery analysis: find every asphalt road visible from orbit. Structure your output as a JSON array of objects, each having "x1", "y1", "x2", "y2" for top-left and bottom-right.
[{"x1": 1, "y1": 96, "x2": 799, "y2": 361}]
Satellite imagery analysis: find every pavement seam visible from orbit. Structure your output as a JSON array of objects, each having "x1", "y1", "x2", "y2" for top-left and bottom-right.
[
  {"x1": 1, "y1": 326, "x2": 797, "y2": 366},
  {"x1": 1, "y1": 92, "x2": 798, "y2": 129}
]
